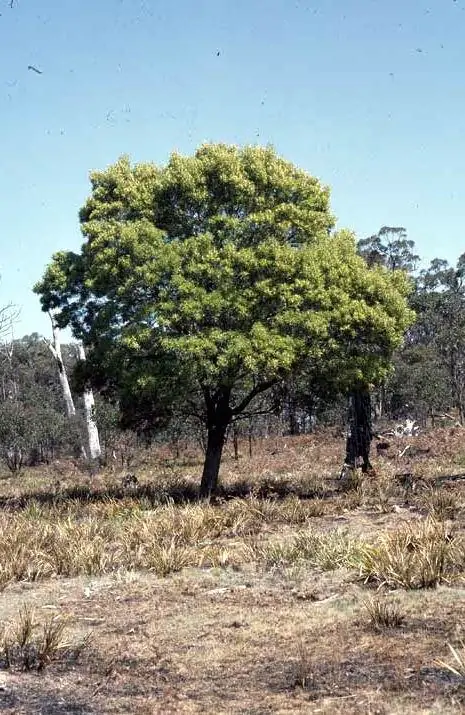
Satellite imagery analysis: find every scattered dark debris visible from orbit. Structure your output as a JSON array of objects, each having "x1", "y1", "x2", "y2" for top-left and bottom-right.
[
  {"x1": 376, "y1": 441, "x2": 391, "y2": 452},
  {"x1": 121, "y1": 473, "x2": 139, "y2": 488}
]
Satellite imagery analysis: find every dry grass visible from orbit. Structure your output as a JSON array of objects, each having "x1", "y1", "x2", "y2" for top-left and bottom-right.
[
  {"x1": 0, "y1": 604, "x2": 83, "y2": 672},
  {"x1": 362, "y1": 596, "x2": 406, "y2": 630},
  {"x1": 437, "y1": 642, "x2": 465, "y2": 680},
  {"x1": 0, "y1": 495, "x2": 339, "y2": 587},
  {"x1": 249, "y1": 527, "x2": 366, "y2": 573},
  {"x1": 420, "y1": 487, "x2": 460, "y2": 521},
  {"x1": 0, "y1": 427, "x2": 464, "y2": 712},
  {"x1": 355, "y1": 517, "x2": 464, "y2": 589}
]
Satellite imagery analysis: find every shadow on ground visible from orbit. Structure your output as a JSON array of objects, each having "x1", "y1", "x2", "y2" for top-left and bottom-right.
[{"x1": 0, "y1": 474, "x2": 338, "y2": 513}]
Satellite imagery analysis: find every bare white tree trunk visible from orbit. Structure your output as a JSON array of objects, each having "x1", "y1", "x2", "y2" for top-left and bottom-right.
[
  {"x1": 44, "y1": 315, "x2": 76, "y2": 417},
  {"x1": 78, "y1": 343, "x2": 101, "y2": 460}
]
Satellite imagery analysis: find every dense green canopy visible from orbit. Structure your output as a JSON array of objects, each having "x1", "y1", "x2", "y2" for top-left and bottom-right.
[{"x1": 35, "y1": 144, "x2": 413, "y2": 495}]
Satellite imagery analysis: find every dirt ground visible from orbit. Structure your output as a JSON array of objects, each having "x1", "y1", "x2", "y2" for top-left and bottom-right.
[{"x1": 0, "y1": 428, "x2": 464, "y2": 714}]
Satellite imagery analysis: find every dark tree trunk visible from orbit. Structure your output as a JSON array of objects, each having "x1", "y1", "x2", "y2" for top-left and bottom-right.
[
  {"x1": 233, "y1": 425, "x2": 239, "y2": 461},
  {"x1": 248, "y1": 421, "x2": 253, "y2": 458},
  {"x1": 200, "y1": 423, "x2": 228, "y2": 498},
  {"x1": 342, "y1": 386, "x2": 374, "y2": 475},
  {"x1": 288, "y1": 397, "x2": 299, "y2": 435},
  {"x1": 199, "y1": 387, "x2": 232, "y2": 499}
]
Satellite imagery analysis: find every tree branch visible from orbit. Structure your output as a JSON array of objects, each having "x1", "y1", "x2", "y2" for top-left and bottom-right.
[
  {"x1": 231, "y1": 408, "x2": 275, "y2": 422},
  {"x1": 231, "y1": 379, "x2": 277, "y2": 415},
  {"x1": 0, "y1": 303, "x2": 20, "y2": 342}
]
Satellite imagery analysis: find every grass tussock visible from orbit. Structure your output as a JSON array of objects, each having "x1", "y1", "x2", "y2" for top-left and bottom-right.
[
  {"x1": 295, "y1": 639, "x2": 314, "y2": 689},
  {"x1": 362, "y1": 597, "x2": 406, "y2": 631},
  {"x1": 0, "y1": 494, "x2": 330, "y2": 584},
  {"x1": 250, "y1": 527, "x2": 364, "y2": 571},
  {"x1": 420, "y1": 488, "x2": 460, "y2": 521},
  {"x1": 0, "y1": 605, "x2": 83, "y2": 672},
  {"x1": 355, "y1": 518, "x2": 463, "y2": 589}
]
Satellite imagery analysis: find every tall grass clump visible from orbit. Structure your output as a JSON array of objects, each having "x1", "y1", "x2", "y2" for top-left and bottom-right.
[
  {"x1": 355, "y1": 518, "x2": 462, "y2": 589},
  {"x1": 0, "y1": 605, "x2": 72, "y2": 672},
  {"x1": 251, "y1": 528, "x2": 364, "y2": 571},
  {"x1": 362, "y1": 597, "x2": 405, "y2": 631}
]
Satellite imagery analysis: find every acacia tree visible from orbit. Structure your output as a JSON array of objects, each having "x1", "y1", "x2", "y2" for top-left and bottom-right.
[{"x1": 34, "y1": 144, "x2": 413, "y2": 497}]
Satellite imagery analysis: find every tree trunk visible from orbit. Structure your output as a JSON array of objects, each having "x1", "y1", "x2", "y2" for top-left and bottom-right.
[
  {"x1": 77, "y1": 343, "x2": 102, "y2": 461},
  {"x1": 288, "y1": 397, "x2": 299, "y2": 435},
  {"x1": 44, "y1": 317, "x2": 76, "y2": 417},
  {"x1": 457, "y1": 402, "x2": 464, "y2": 427},
  {"x1": 248, "y1": 422, "x2": 253, "y2": 458},
  {"x1": 374, "y1": 383, "x2": 385, "y2": 419},
  {"x1": 199, "y1": 387, "x2": 231, "y2": 499},
  {"x1": 233, "y1": 425, "x2": 239, "y2": 461},
  {"x1": 343, "y1": 386, "x2": 373, "y2": 474},
  {"x1": 200, "y1": 421, "x2": 228, "y2": 499}
]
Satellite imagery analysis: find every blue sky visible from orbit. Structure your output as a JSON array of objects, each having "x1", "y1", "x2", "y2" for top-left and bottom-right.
[{"x1": 1, "y1": 0, "x2": 464, "y2": 339}]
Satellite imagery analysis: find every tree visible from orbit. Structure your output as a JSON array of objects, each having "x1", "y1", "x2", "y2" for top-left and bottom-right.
[
  {"x1": 77, "y1": 342, "x2": 101, "y2": 460},
  {"x1": 357, "y1": 226, "x2": 420, "y2": 273},
  {"x1": 43, "y1": 313, "x2": 76, "y2": 417},
  {"x1": 34, "y1": 144, "x2": 413, "y2": 497},
  {"x1": 0, "y1": 303, "x2": 20, "y2": 342},
  {"x1": 386, "y1": 344, "x2": 452, "y2": 424},
  {"x1": 357, "y1": 227, "x2": 420, "y2": 419},
  {"x1": 0, "y1": 333, "x2": 83, "y2": 468},
  {"x1": 413, "y1": 254, "x2": 465, "y2": 423},
  {"x1": 43, "y1": 315, "x2": 102, "y2": 461}
]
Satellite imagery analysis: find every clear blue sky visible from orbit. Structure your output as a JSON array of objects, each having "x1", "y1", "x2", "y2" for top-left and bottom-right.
[{"x1": 1, "y1": 0, "x2": 464, "y2": 339}]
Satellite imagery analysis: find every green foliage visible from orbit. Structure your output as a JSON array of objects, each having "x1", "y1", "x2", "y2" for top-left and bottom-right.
[
  {"x1": 412, "y1": 254, "x2": 465, "y2": 422},
  {"x1": 0, "y1": 335, "x2": 83, "y2": 470},
  {"x1": 0, "y1": 401, "x2": 80, "y2": 471},
  {"x1": 356, "y1": 229, "x2": 457, "y2": 422},
  {"x1": 0, "y1": 334, "x2": 67, "y2": 409},
  {"x1": 386, "y1": 344, "x2": 452, "y2": 421},
  {"x1": 35, "y1": 144, "x2": 413, "y2": 491}
]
